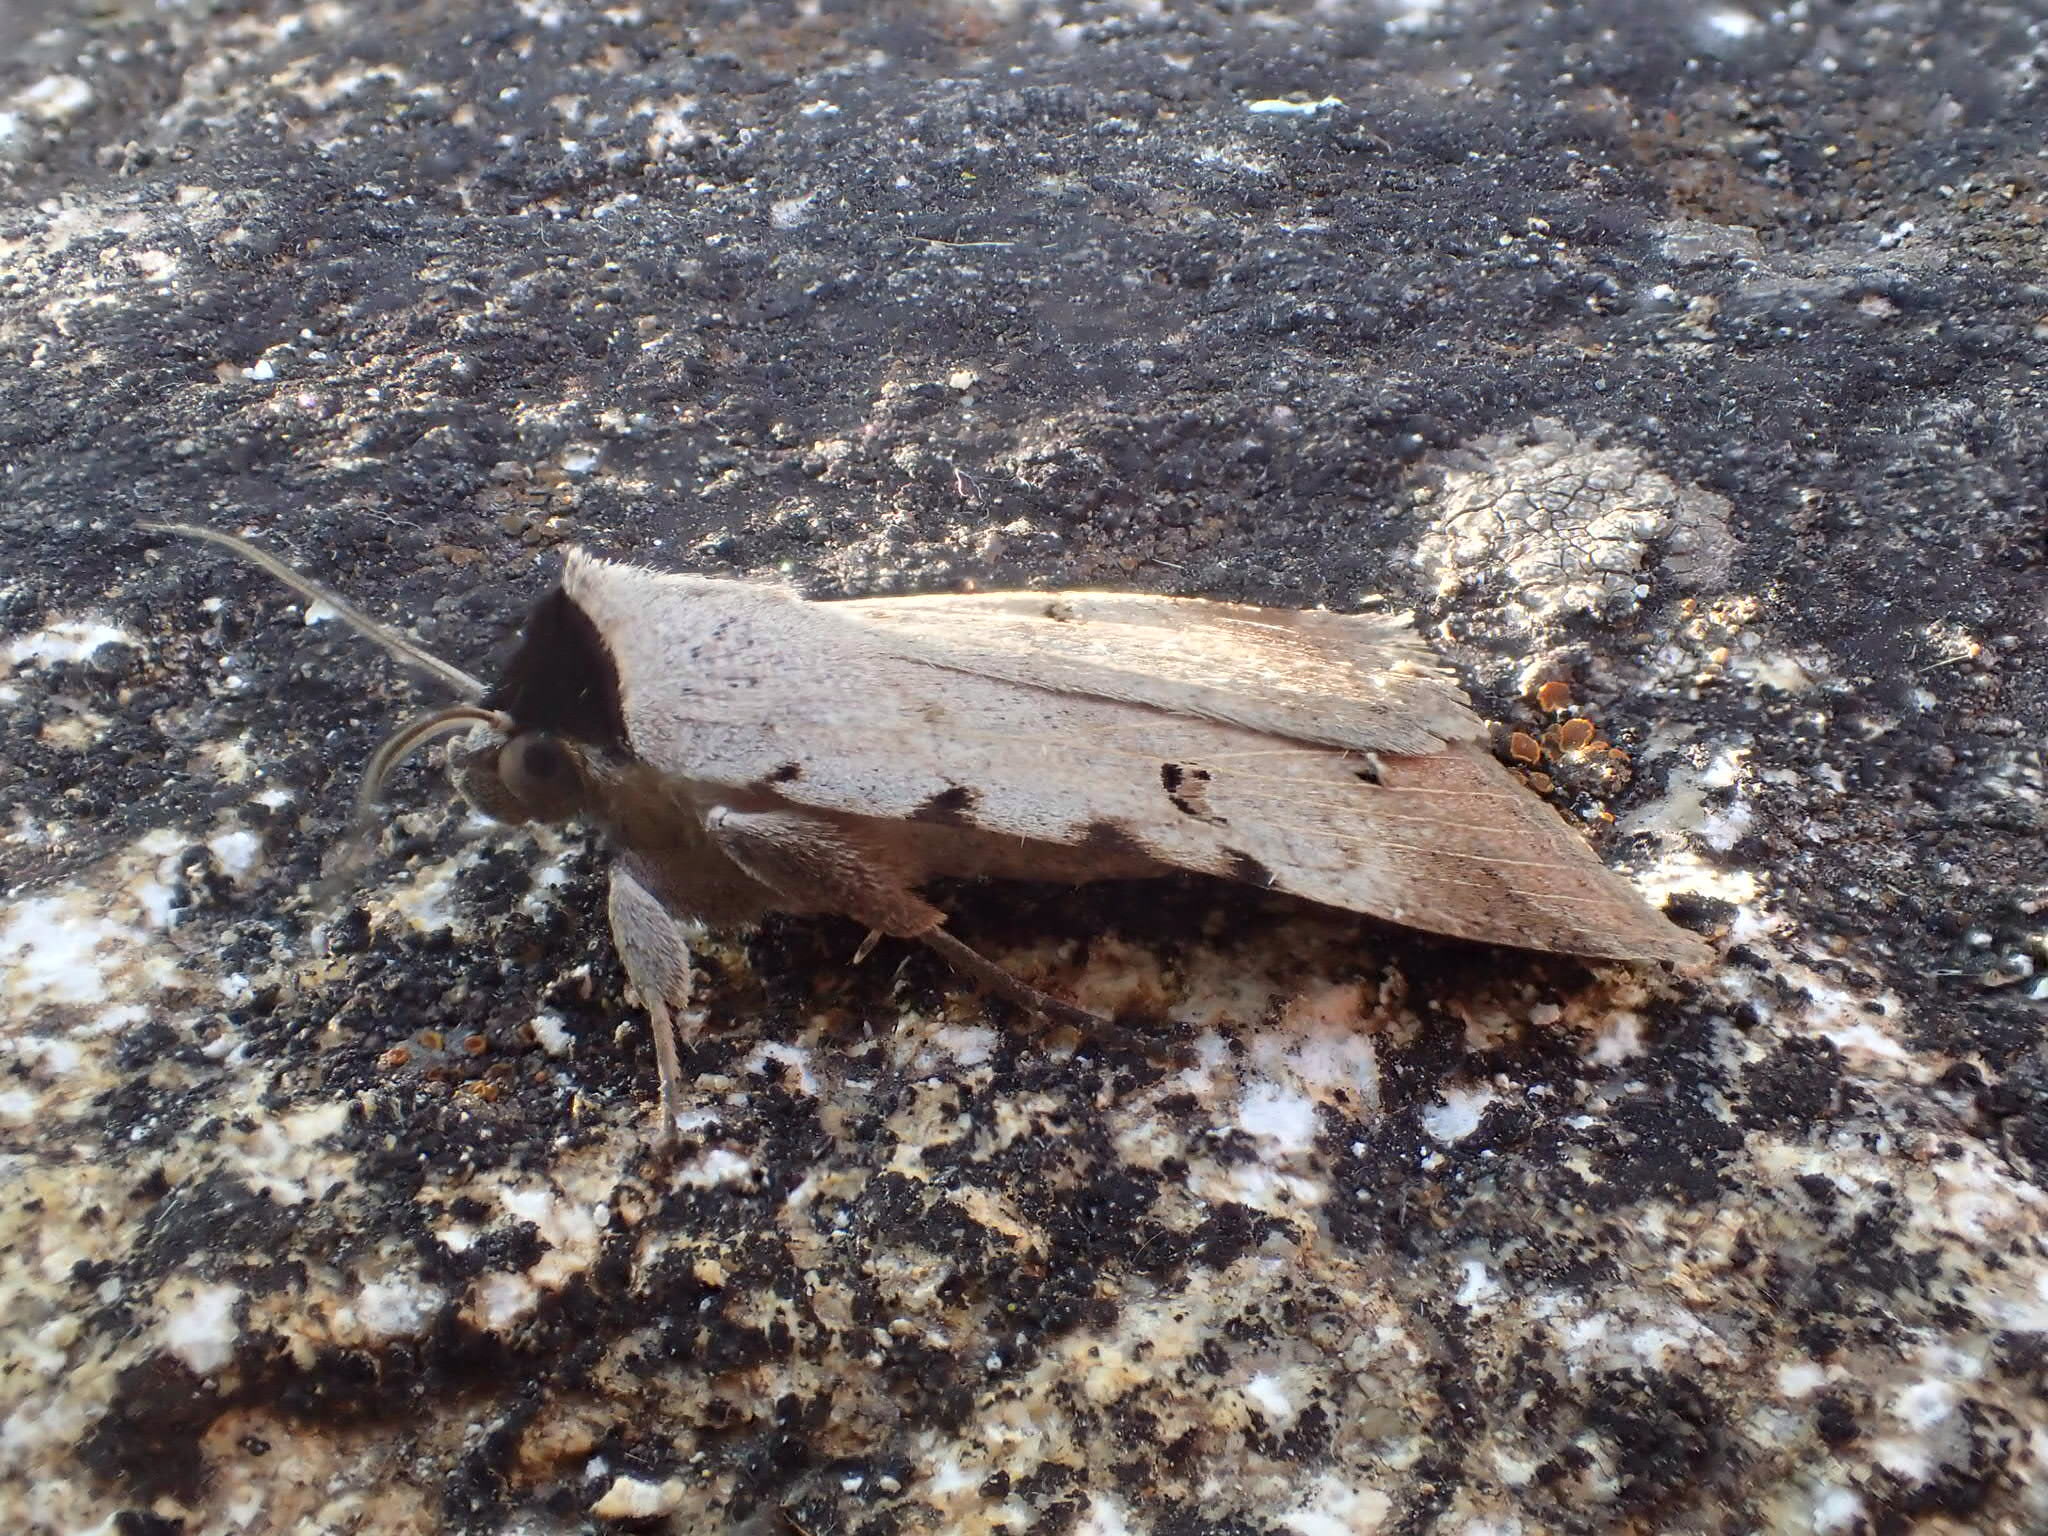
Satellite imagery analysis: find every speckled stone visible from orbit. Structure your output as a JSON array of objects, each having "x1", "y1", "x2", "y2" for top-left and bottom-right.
[{"x1": 3, "y1": 2, "x2": 2045, "y2": 1534}]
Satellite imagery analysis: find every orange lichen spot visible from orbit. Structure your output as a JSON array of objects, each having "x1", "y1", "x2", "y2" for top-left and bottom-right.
[
  {"x1": 1536, "y1": 680, "x2": 1573, "y2": 713},
  {"x1": 379, "y1": 1045, "x2": 412, "y2": 1070},
  {"x1": 1558, "y1": 718, "x2": 1596, "y2": 752},
  {"x1": 461, "y1": 1032, "x2": 489, "y2": 1057},
  {"x1": 1525, "y1": 771, "x2": 1554, "y2": 793},
  {"x1": 1509, "y1": 731, "x2": 1544, "y2": 765},
  {"x1": 418, "y1": 1030, "x2": 445, "y2": 1052}
]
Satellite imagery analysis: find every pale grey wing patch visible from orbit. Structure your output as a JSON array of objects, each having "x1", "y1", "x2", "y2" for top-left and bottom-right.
[{"x1": 827, "y1": 590, "x2": 1483, "y2": 755}]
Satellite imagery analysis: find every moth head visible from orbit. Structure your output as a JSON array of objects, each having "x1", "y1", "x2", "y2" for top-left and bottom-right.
[
  {"x1": 355, "y1": 570, "x2": 626, "y2": 829},
  {"x1": 444, "y1": 722, "x2": 594, "y2": 826},
  {"x1": 450, "y1": 570, "x2": 628, "y2": 810},
  {"x1": 149, "y1": 524, "x2": 629, "y2": 843}
]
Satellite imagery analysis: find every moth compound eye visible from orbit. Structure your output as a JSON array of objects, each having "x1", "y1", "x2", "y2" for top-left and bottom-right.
[
  {"x1": 513, "y1": 736, "x2": 567, "y2": 782},
  {"x1": 501, "y1": 733, "x2": 583, "y2": 820}
]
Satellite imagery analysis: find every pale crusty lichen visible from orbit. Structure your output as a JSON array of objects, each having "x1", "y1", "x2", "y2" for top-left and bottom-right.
[{"x1": 1414, "y1": 419, "x2": 1737, "y2": 629}]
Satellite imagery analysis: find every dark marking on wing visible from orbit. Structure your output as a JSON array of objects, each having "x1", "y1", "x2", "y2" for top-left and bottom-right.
[
  {"x1": 1224, "y1": 850, "x2": 1276, "y2": 889},
  {"x1": 1160, "y1": 762, "x2": 1226, "y2": 824},
  {"x1": 911, "y1": 784, "x2": 981, "y2": 824},
  {"x1": 1352, "y1": 755, "x2": 1384, "y2": 786},
  {"x1": 1079, "y1": 820, "x2": 1152, "y2": 857},
  {"x1": 686, "y1": 614, "x2": 740, "y2": 659},
  {"x1": 768, "y1": 762, "x2": 804, "y2": 783}
]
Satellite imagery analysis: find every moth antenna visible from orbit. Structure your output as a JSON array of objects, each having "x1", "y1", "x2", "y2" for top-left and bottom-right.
[
  {"x1": 357, "y1": 705, "x2": 512, "y2": 823},
  {"x1": 142, "y1": 521, "x2": 489, "y2": 701}
]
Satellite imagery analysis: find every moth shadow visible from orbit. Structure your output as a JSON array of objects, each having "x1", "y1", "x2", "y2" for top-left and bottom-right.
[{"x1": 727, "y1": 872, "x2": 1637, "y2": 1088}]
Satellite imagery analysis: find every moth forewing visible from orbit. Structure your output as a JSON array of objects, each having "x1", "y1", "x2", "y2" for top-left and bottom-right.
[{"x1": 564, "y1": 555, "x2": 1708, "y2": 968}]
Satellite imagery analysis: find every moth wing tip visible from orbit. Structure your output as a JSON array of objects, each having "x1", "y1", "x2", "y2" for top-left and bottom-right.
[
  {"x1": 1662, "y1": 933, "x2": 1720, "y2": 970},
  {"x1": 1599, "y1": 922, "x2": 1717, "y2": 969}
]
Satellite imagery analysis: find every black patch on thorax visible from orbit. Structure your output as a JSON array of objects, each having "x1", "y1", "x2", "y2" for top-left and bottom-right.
[{"x1": 484, "y1": 585, "x2": 628, "y2": 751}]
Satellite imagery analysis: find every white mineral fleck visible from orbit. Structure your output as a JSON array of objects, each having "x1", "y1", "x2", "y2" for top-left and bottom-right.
[
  {"x1": 356, "y1": 1278, "x2": 446, "y2": 1341},
  {"x1": 1421, "y1": 1085, "x2": 1496, "y2": 1143},
  {"x1": 1281, "y1": 1475, "x2": 1395, "y2": 1535},
  {"x1": 5, "y1": 619, "x2": 132, "y2": 666},
  {"x1": 475, "y1": 1271, "x2": 539, "y2": 1330},
  {"x1": 1456, "y1": 1260, "x2": 1501, "y2": 1306},
  {"x1": 674, "y1": 1148, "x2": 753, "y2": 1188},
  {"x1": 770, "y1": 190, "x2": 817, "y2": 228},
  {"x1": 1075, "y1": 1494, "x2": 1139, "y2": 1536},
  {"x1": 14, "y1": 74, "x2": 95, "y2": 124},
  {"x1": 1243, "y1": 1370, "x2": 1297, "y2": 1425},
  {"x1": 531, "y1": 1011, "x2": 574, "y2": 1056},
  {"x1": 1247, "y1": 96, "x2": 1343, "y2": 115},
  {"x1": 590, "y1": 1474, "x2": 684, "y2": 1520},
  {"x1": 744, "y1": 1039, "x2": 819, "y2": 1094},
  {"x1": 160, "y1": 1281, "x2": 243, "y2": 1375},
  {"x1": 1238, "y1": 1082, "x2": 1319, "y2": 1154},
  {"x1": 206, "y1": 827, "x2": 263, "y2": 881}
]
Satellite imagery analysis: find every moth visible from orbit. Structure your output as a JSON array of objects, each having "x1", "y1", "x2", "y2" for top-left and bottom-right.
[{"x1": 149, "y1": 523, "x2": 1707, "y2": 1144}]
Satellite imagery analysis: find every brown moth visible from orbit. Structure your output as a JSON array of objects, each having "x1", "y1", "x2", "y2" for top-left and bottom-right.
[{"x1": 149, "y1": 523, "x2": 1708, "y2": 1144}]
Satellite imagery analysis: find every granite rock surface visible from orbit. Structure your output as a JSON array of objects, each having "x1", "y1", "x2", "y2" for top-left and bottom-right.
[{"x1": 2, "y1": 1, "x2": 2044, "y2": 1533}]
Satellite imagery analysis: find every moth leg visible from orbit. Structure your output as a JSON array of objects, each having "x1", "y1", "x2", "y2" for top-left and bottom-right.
[
  {"x1": 704, "y1": 807, "x2": 1189, "y2": 1066},
  {"x1": 702, "y1": 806, "x2": 944, "y2": 938},
  {"x1": 921, "y1": 929, "x2": 1195, "y2": 1068},
  {"x1": 607, "y1": 858, "x2": 697, "y2": 1149}
]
